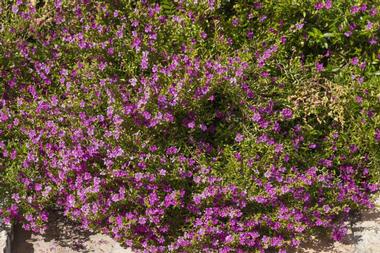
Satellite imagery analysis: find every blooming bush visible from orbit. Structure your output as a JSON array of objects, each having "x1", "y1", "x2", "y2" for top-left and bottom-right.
[{"x1": 0, "y1": 0, "x2": 379, "y2": 252}]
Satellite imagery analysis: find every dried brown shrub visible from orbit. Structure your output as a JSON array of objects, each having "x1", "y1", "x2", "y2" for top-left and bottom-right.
[{"x1": 287, "y1": 78, "x2": 349, "y2": 127}]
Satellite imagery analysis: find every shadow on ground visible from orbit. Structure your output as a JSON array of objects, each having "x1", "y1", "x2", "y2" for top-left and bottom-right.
[
  {"x1": 290, "y1": 200, "x2": 380, "y2": 253},
  {"x1": 12, "y1": 212, "x2": 95, "y2": 253}
]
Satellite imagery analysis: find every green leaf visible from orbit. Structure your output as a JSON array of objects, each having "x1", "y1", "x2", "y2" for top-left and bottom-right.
[{"x1": 322, "y1": 33, "x2": 336, "y2": 38}]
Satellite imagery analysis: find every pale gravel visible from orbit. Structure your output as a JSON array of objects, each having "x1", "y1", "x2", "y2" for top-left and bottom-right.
[{"x1": 11, "y1": 213, "x2": 132, "y2": 253}]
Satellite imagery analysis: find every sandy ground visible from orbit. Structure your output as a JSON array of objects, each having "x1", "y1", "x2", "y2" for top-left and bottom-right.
[
  {"x1": 11, "y1": 197, "x2": 380, "y2": 253},
  {"x1": 11, "y1": 214, "x2": 132, "y2": 253}
]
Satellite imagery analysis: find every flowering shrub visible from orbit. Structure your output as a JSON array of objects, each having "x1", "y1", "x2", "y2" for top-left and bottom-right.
[{"x1": 0, "y1": 0, "x2": 379, "y2": 252}]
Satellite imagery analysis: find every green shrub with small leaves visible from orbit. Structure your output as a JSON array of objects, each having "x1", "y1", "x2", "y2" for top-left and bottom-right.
[{"x1": 0, "y1": 1, "x2": 379, "y2": 252}]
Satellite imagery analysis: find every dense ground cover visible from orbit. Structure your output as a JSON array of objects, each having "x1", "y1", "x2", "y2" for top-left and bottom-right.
[{"x1": 0, "y1": 0, "x2": 379, "y2": 252}]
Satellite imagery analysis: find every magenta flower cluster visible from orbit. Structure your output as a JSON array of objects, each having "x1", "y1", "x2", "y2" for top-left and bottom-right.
[{"x1": 0, "y1": 1, "x2": 379, "y2": 252}]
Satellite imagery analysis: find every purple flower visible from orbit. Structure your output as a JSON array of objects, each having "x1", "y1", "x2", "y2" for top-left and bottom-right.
[
  {"x1": 235, "y1": 133, "x2": 244, "y2": 143},
  {"x1": 309, "y1": 143, "x2": 317, "y2": 149},
  {"x1": 247, "y1": 30, "x2": 254, "y2": 40},
  {"x1": 166, "y1": 146, "x2": 178, "y2": 155},
  {"x1": 281, "y1": 36, "x2": 287, "y2": 44},
  {"x1": 141, "y1": 51, "x2": 149, "y2": 70},
  {"x1": 350, "y1": 5, "x2": 360, "y2": 14},
  {"x1": 315, "y1": 62, "x2": 325, "y2": 72},
  {"x1": 271, "y1": 236, "x2": 283, "y2": 247},
  {"x1": 259, "y1": 15, "x2": 267, "y2": 22},
  {"x1": 131, "y1": 36, "x2": 141, "y2": 51},
  {"x1": 375, "y1": 129, "x2": 380, "y2": 143},
  {"x1": 224, "y1": 235, "x2": 234, "y2": 243},
  {"x1": 325, "y1": 0, "x2": 332, "y2": 9},
  {"x1": 295, "y1": 22, "x2": 304, "y2": 30},
  {"x1": 332, "y1": 226, "x2": 348, "y2": 241},
  {"x1": 369, "y1": 38, "x2": 377, "y2": 45},
  {"x1": 142, "y1": 111, "x2": 151, "y2": 120},
  {"x1": 199, "y1": 123, "x2": 207, "y2": 131},
  {"x1": 234, "y1": 152, "x2": 242, "y2": 161},
  {"x1": 323, "y1": 205, "x2": 331, "y2": 212},
  {"x1": 314, "y1": 2, "x2": 324, "y2": 10},
  {"x1": 231, "y1": 18, "x2": 239, "y2": 27},
  {"x1": 67, "y1": 195, "x2": 76, "y2": 208},
  {"x1": 275, "y1": 144, "x2": 283, "y2": 153},
  {"x1": 34, "y1": 184, "x2": 42, "y2": 192},
  {"x1": 252, "y1": 112, "x2": 261, "y2": 122},
  {"x1": 370, "y1": 7, "x2": 378, "y2": 16},
  {"x1": 281, "y1": 108, "x2": 293, "y2": 119},
  {"x1": 366, "y1": 21, "x2": 374, "y2": 30},
  {"x1": 349, "y1": 144, "x2": 358, "y2": 153},
  {"x1": 149, "y1": 145, "x2": 158, "y2": 152},
  {"x1": 344, "y1": 31, "x2": 352, "y2": 37},
  {"x1": 187, "y1": 121, "x2": 195, "y2": 129},
  {"x1": 11, "y1": 5, "x2": 18, "y2": 14},
  {"x1": 351, "y1": 57, "x2": 359, "y2": 65},
  {"x1": 0, "y1": 111, "x2": 9, "y2": 122}
]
